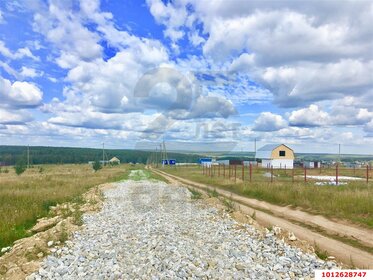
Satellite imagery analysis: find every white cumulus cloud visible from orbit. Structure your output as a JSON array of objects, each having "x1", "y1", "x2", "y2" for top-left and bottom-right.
[
  {"x1": 289, "y1": 105, "x2": 330, "y2": 127},
  {"x1": 253, "y1": 112, "x2": 287, "y2": 131},
  {"x1": 0, "y1": 76, "x2": 43, "y2": 108}
]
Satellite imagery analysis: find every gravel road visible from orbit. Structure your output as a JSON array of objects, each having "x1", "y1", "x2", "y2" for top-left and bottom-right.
[{"x1": 28, "y1": 178, "x2": 336, "y2": 279}]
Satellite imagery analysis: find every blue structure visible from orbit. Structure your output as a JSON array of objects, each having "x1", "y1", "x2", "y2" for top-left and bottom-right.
[
  {"x1": 199, "y1": 158, "x2": 212, "y2": 164},
  {"x1": 169, "y1": 159, "x2": 176, "y2": 165},
  {"x1": 162, "y1": 159, "x2": 168, "y2": 165}
]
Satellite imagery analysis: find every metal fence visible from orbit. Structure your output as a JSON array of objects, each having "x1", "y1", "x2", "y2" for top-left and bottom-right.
[{"x1": 199, "y1": 163, "x2": 371, "y2": 185}]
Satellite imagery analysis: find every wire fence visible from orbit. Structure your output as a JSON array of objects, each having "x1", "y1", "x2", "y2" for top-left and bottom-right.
[{"x1": 196, "y1": 163, "x2": 372, "y2": 185}]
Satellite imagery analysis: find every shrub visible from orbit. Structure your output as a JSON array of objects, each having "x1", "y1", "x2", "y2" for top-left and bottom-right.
[
  {"x1": 14, "y1": 161, "x2": 26, "y2": 176},
  {"x1": 92, "y1": 160, "x2": 102, "y2": 172}
]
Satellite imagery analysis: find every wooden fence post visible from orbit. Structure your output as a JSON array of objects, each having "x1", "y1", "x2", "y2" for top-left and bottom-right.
[
  {"x1": 292, "y1": 168, "x2": 294, "y2": 183},
  {"x1": 234, "y1": 164, "x2": 237, "y2": 183},
  {"x1": 271, "y1": 165, "x2": 273, "y2": 183},
  {"x1": 249, "y1": 163, "x2": 252, "y2": 182},
  {"x1": 336, "y1": 164, "x2": 339, "y2": 186},
  {"x1": 242, "y1": 161, "x2": 244, "y2": 181},
  {"x1": 367, "y1": 165, "x2": 369, "y2": 184},
  {"x1": 304, "y1": 167, "x2": 307, "y2": 182}
]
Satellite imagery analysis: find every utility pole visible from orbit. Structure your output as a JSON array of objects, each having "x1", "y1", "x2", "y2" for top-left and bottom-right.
[
  {"x1": 27, "y1": 145, "x2": 29, "y2": 168},
  {"x1": 160, "y1": 143, "x2": 163, "y2": 167},
  {"x1": 163, "y1": 141, "x2": 168, "y2": 163},
  {"x1": 338, "y1": 144, "x2": 341, "y2": 163},
  {"x1": 155, "y1": 147, "x2": 158, "y2": 167}
]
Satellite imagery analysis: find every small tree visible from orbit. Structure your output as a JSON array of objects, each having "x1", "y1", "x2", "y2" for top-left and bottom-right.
[
  {"x1": 14, "y1": 161, "x2": 26, "y2": 175},
  {"x1": 92, "y1": 160, "x2": 102, "y2": 172}
]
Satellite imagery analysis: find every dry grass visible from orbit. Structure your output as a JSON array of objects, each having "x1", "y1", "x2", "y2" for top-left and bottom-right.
[
  {"x1": 0, "y1": 164, "x2": 127, "y2": 248},
  {"x1": 160, "y1": 166, "x2": 373, "y2": 228}
]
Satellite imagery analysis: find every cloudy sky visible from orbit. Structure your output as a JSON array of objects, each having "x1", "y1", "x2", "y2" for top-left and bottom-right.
[{"x1": 0, "y1": 0, "x2": 373, "y2": 154}]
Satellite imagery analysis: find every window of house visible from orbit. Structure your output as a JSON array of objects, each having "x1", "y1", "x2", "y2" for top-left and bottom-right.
[{"x1": 279, "y1": 150, "x2": 286, "y2": 157}]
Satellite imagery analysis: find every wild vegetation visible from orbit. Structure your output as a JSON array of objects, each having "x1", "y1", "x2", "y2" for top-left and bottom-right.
[
  {"x1": 160, "y1": 166, "x2": 373, "y2": 228},
  {"x1": 0, "y1": 164, "x2": 129, "y2": 249}
]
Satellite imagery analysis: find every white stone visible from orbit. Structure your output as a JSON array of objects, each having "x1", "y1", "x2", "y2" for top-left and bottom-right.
[
  {"x1": 1, "y1": 247, "x2": 11, "y2": 253},
  {"x1": 273, "y1": 226, "x2": 282, "y2": 235},
  {"x1": 288, "y1": 232, "x2": 297, "y2": 241}
]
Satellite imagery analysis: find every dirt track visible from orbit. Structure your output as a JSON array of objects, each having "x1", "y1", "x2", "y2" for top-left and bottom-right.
[{"x1": 152, "y1": 168, "x2": 373, "y2": 268}]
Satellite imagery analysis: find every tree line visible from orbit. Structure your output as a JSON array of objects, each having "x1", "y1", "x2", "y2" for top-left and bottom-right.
[{"x1": 0, "y1": 146, "x2": 202, "y2": 166}]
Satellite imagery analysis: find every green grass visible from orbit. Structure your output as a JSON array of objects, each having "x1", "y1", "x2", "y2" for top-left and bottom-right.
[
  {"x1": 222, "y1": 197, "x2": 235, "y2": 213},
  {"x1": 159, "y1": 166, "x2": 373, "y2": 228},
  {"x1": 207, "y1": 188, "x2": 219, "y2": 198},
  {"x1": 314, "y1": 244, "x2": 329, "y2": 260},
  {"x1": 188, "y1": 188, "x2": 202, "y2": 199},
  {"x1": 0, "y1": 164, "x2": 128, "y2": 248},
  {"x1": 118, "y1": 165, "x2": 168, "y2": 182}
]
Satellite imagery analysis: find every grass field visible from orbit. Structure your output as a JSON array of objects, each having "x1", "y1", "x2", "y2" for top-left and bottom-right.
[
  {"x1": 0, "y1": 164, "x2": 131, "y2": 249},
  {"x1": 159, "y1": 165, "x2": 373, "y2": 228}
]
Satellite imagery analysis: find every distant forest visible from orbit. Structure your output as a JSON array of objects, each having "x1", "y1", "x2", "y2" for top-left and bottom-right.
[{"x1": 0, "y1": 146, "x2": 202, "y2": 165}]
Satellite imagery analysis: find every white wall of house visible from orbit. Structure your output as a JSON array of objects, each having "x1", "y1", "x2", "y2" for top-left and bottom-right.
[
  {"x1": 261, "y1": 159, "x2": 294, "y2": 169},
  {"x1": 261, "y1": 159, "x2": 272, "y2": 168},
  {"x1": 272, "y1": 159, "x2": 293, "y2": 169}
]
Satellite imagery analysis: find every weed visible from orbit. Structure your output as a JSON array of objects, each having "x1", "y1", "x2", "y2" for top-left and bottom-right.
[
  {"x1": 188, "y1": 188, "x2": 202, "y2": 199},
  {"x1": 14, "y1": 161, "x2": 26, "y2": 176},
  {"x1": 71, "y1": 195, "x2": 84, "y2": 205},
  {"x1": 72, "y1": 207, "x2": 84, "y2": 226},
  {"x1": 25, "y1": 246, "x2": 48, "y2": 262},
  {"x1": 223, "y1": 197, "x2": 235, "y2": 213},
  {"x1": 207, "y1": 188, "x2": 219, "y2": 197},
  {"x1": 42, "y1": 200, "x2": 57, "y2": 212},
  {"x1": 314, "y1": 243, "x2": 328, "y2": 260},
  {"x1": 251, "y1": 211, "x2": 256, "y2": 220},
  {"x1": 59, "y1": 223, "x2": 68, "y2": 244},
  {"x1": 92, "y1": 160, "x2": 102, "y2": 172}
]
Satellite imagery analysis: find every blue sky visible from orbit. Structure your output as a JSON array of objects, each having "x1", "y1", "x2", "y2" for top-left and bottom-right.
[{"x1": 0, "y1": 0, "x2": 373, "y2": 154}]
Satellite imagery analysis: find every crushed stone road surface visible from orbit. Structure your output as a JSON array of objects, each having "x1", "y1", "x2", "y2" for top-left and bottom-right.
[{"x1": 28, "y1": 178, "x2": 335, "y2": 279}]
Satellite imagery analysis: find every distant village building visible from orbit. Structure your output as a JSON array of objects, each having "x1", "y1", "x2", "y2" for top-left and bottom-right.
[
  {"x1": 161, "y1": 159, "x2": 176, "y2": 165},
  {"x1": 199, "y1": 158, "x2": 213, "y2": 167},
  {"x1": 88, "y1": 156, "x2": 121, "y2": 166},
  {"x1": 216, "y1": 159, "x2": 230, "y2": 166},
  {"x1": 216, "y1": 159, "x2": 257, "y2": 166},
  {"x1": 303, "y1": 161, "x2": 320, "y2": 168},
  {"x1": 256, "y1": 144, "x2": 295, "y2": 169},
  {"x1": 109, "y1": 157, "x2": 121, "y2": 165}
]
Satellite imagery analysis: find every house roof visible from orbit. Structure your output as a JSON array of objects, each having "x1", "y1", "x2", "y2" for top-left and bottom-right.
[
  {"x1": 109, "y1": 157, "x2": 120, "y2": 162},
  {"x1": 256, "y1": 144, "x2": 293, "y2": 159}
]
